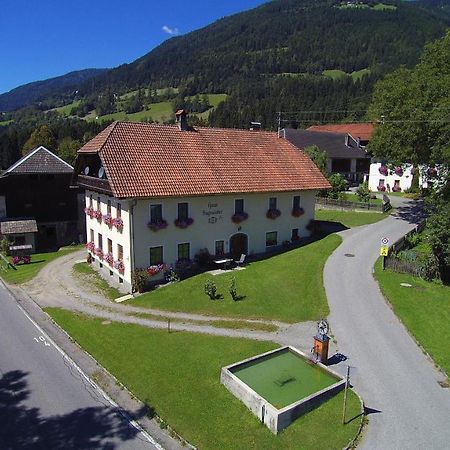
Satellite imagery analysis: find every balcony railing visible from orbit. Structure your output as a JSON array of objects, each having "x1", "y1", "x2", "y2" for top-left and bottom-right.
[{"x1": 77, "y1": 175, "x2": 113, "y2": 195}]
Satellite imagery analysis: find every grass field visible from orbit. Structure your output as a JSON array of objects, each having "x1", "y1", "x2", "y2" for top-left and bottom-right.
[
  {"x1": 0, "y1": 119, "x2": 13, "y2": 126},
  {"x1": 0, "y1": 245, "x2": 82, "y2": 284},
  {"x1": 315, "y1": 209, "x2": 388, "y2": 228},
  {"x1": 72, "y1": 262, "x2": 122, "y2": 300},
  {"x1": 52, "y1": 100, "x2": 81, "y2": 116},
  {"x1": 46, "y1": 308, "x2": 363, "y2": 450},
  {"x1": 374, "y1": 259, "x2": 450, "y2": 376},
  {"x1": 341, "y1": 193, "x2": 383, "y2": 206},
  {"x1": 132, "y1": 234, "x2": 341, "y2": 323},
  {"x1": 322, "y1": 68, "x2": 370, "y2": 81}
]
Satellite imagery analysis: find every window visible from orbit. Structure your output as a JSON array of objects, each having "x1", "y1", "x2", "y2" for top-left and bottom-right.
[
  {"x1": 291, "y1": 228, "x2": 299, "y2": 240},
  {"x1": 178, "y1": 202, "x2": 188, "y2": 221},
  {"x1": 178, "y1": 242, "x2": 190, "y2": 260},
  {"x1": 117, "y1": 244, "x2": 123, "y2": 261},
  {"x1": 234, "y1": 199, "x2": 244, "y2": 214},
  {"x1": 117, "y1": 203, "x2": 121, "y2": 218},
  {"x1": 215, "y1": 240, "x2": 225, "y2": 256},
  {"x1": 98, "y1": 233, "x2": 103, "y2": 250},
  {"x1": 89, "y1": 195, "x2": 93, "y2": 207},
  {"x1": 90, "y1": 229, "x2": 94, "y2": 242},
  {"x1": 379, "y1": 179, "x2": 385, "y2": 186},
  {"x1": 13, "y1": 235, "x2": 26, "y2": 246},
  {"x1": 108, "y1": 239, "x2": 112, "y2": 254},
  {"x1": 293, "y1": 196, "x2": 300, "y2": 210},
  {"x1": 269, "y1": 197, "x2": 277, "y2": 210},
  {"x1": 107, "y1": 200, "x2": 111, "y2": 215},
  {"x1": 97, "y1": 196, "x2": 101, "y2": 211},
  {"x1": 150, "y1": 246, "x2": 163, "y2": 265},
  {"x1": 150, "y1": 204, "x2": 162, "y2": 223},
  {"x1": 266, "y1": 231, "x2": 277, "y2": 247}
]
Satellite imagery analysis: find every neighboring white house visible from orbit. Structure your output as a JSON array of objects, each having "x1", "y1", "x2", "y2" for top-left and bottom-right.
[{"x1": 75, "y1": 112, "x2": 330, "y2": 292}]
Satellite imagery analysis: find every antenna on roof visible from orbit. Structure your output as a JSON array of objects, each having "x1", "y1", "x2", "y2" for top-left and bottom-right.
[{"x1": 250, "y1": 121, "x2": 262, "y2": 131}]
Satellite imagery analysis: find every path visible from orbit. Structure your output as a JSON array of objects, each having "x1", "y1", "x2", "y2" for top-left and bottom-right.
[{"x1": 324, "y1": 199, "x2": 450, "y2": 449}]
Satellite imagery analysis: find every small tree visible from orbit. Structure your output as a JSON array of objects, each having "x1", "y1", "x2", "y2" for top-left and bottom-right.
[
  {"x1": 327, "y1": 173, "x2": 348, "y2": 199},
  {"x1": 356, "y1": 182, "x2": 371, "y2": 203},
  {"x1": 229, "y1": 277, "x2": 238, "y2": 301},
  {"x1": 204, "y1": 279, "x2": 218, "y2": 300},
  {"x1": 304, "y1": 145, "x2": 328, "y2": 176}
]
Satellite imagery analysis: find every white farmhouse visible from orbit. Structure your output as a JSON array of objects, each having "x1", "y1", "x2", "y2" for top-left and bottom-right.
[{"x1": 74, "y1": 112, "x2": 330, "y2": 292}]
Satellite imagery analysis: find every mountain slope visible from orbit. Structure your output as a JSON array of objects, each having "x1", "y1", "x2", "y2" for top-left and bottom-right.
[{"x1": 0, "y1": 69, "x2": 107, "y2": 112}]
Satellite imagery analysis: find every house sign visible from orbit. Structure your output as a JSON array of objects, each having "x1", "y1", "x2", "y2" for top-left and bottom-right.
[{"x1": 203, "y1": 202, "x2": 223, "y2": 224}]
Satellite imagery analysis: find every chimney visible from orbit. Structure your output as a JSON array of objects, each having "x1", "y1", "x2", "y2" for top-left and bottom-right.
[
  {"x1": 250, "y1": 121, "x2": 262, "y2": 131},
  {"x1": 175, "y1": 109, "x2": 188, "y2": 131},
  {"x1": 345, "y1": 134, "x2": 349, "y2": 147}
]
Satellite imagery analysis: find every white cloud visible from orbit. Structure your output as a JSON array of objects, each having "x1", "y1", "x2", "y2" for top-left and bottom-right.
[{"x1": 162, "y1": 25, "x2": 179, "y2": 35}]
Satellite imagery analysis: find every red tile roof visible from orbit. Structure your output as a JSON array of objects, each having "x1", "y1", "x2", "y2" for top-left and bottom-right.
[
  {"x1": 78, "y1": 121, "x2": 330, "y2": 198},
  {"x1": 307, "y1": 123, "x2": 374, "y2": 141}
]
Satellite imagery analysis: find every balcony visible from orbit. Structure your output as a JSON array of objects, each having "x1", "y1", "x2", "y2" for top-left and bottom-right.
[{"x1": 77, "y1": 175, "x2": 113, "y2": 195}]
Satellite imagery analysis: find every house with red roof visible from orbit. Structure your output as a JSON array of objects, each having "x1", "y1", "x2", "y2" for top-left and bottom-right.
[{"x1": 74, "y1": 111, "x2": 330, "y2": 291}]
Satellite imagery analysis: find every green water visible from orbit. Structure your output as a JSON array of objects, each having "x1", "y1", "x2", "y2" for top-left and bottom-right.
[{"x1": 232, "y1": 350, "x2": 337, "y2": 409}]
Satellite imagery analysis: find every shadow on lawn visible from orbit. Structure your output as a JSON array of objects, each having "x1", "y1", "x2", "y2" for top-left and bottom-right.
[{"x1": 0, "y1": 370, "x2": 146, "y2": 449}]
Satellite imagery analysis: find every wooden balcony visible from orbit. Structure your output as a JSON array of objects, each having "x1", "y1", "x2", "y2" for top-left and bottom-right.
[{"x1": 77, "y1": 175, "x2": 113, "y2": 195}]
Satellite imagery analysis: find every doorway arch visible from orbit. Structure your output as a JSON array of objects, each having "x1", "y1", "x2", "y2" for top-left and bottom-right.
[{"x1": 230, "y1": 233, "x2": 248, "y2": 259}]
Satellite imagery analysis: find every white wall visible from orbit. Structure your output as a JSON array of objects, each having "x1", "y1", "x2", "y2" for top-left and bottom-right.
[{"x1": 368, "y1": 162, "x2": 414, "y2": 192}]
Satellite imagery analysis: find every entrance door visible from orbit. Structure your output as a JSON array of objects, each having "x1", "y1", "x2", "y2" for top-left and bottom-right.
[{"x1": 230, "y1": 233, "x2": 248, "y2": 259}]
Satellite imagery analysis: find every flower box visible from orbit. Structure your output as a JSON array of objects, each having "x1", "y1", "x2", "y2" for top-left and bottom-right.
[
  {"x1": 377, "y1": 185, "x2": 386, "y2": 192},
  {"x1": 394, "y1": 167, "x2": 403, "y2": 176},
  {"x1": 95, "y1": 248, "x2": 104, "y2": 259},
  {"x1": 266, "y1": 208, "x2": 281, "y2": 220},
  {"x1": 105, "y1": 252, "x2": 114, "y2": 265},
  {"x1": 113, "y1": 217, "x2": 123, "y2": 230},
  {"x1": 147, "y1": 219, "x2": 168, "y2": 231},
  {"x1": 392, "y1": 185, "x2": 402, "y2": 192},
  {"x1": 427, "y1": 167, "x2": 437, "y2": 178},
  {"x1": 174, "y1": 217, "x2": 194, "y2": 229},
  {"x1": 291, "y1": 207, "x2": 305, "y2": 217},
  {"x1": 103, "y1": 214, "x2": 113, "y2": 226},
  {"x1": 146, "y1": 264, "x2": 165, "y2": 277},
  {"x1": 85, "y1": 241, "x2": 95, "y2": 252},
  {"x1": 93, "y1": 210, "x2": 103, "y2": 221},
  {"x1": 231, "y1": 212, "x2": 248, "y2": 224},
  {"x1": 84, "y1": 207, "x2": 94, "y2": 218},
  {"x1": 378, "y1": 165, "x2": 388, "y2": 176},
  {"x1": 114, "y1": 259, "x2": 125, "y2": 273}
]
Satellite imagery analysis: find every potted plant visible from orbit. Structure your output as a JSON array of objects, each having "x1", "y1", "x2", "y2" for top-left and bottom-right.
[
  {"x1": 103, "y1": 214, "x2": 113, "y2": 226},
  {"x1": 266, "y1": 208, "x2": 281, "y2": 219},
  {"x1": 394, "y1": 166, "x2": 403, "y2": 176},
  {"x1": 174, "y1": 217, "x2": 194, "y2": 229},
  {"x1": 377, "y1": 185, "x2": 386, "y2": 192},
  {"x1": 291, "y1": 207, "x2": 305, "y2": 217},
  {"x1": 231, "y1": 212, "x2": 248, "y2": 224},
  {"x1": 84, "y1": 207, "x2": 94, "y2": 218},
  {"x1": 113, "y1": 217, "x2": 123, "y2": 230},
  {"x1": 114, "y1": 259, "x2": 125, "y2": 273},
  {"x1": 147, "y1": 219, "x2": 168, "y2": 231},
  {"x1": 105, "y1": 252, "x2": 114, "y2": 265},
  {"x1": 93, "y1": 210, "x2": 103, "y2": 221},
  {"x1": 95, "y1": 248, "x2": 104, "y2": 259},
  {"x1": 378, "y1": 165, "x2": 388, "y2": 176},
  {"x1": 85, "y1": 241, "x2": 95, "y2": 252}
]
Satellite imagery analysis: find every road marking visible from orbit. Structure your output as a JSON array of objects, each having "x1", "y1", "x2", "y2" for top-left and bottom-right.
[
  {"x1": 34, "y1": 335, "x2": 51, "y2": 346},
  {"x1": 17, "y1": 304, "x2": 164, "y2": 450}
]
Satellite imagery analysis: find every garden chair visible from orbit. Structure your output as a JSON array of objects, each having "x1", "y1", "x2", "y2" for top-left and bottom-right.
[{"x1": 234, "y1": 254, "x2": 246, "y2": 267}]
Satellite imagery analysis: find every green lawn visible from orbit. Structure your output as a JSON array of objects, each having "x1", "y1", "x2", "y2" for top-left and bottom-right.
[
  {"x1": 132, "y1": 235, "x2": 341, "y2": 323},
  {"x1": 315, "y1": 209, "x2": 389, "y2": 228},
  {"x1": 0, "y1": 119, "x2": 13, "y2": 126},
  {"x1": 0, "y1": 246, "x2": 82, "y2": 284},
  {"x1": 322, "y1": 69, "x2": 370, "y2": 81},
  {"x1": 341, "y1": 193, "x2": 382, "y2": 206},
  {"x1": 52, "y1": 100, "x2": 81, "y2": 116},
  {"x1": 351, "y1": 68, "x2": 371, "y2": 81},
  {"x1": 72, "y1": 262, "x2": 122, "y2": 300},
  {"x1": 46, "y1": 308, "x2": 363, "y2": 450},
  {"x1": 374, "y1": 259, "x2": 450, "y2": 376}
]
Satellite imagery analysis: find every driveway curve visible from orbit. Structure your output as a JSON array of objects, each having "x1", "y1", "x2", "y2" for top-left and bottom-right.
[{"x1": 324, "y1": 200, "x2": 450, "y2": 449}]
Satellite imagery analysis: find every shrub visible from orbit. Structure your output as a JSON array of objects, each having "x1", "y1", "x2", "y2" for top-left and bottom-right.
[
  {"x1": 164, "y1": 267, "x2": 180, "y2": 283},
  {"x1": 229, "y1": 277, "x2": 238, "y2": 301},
  {"x1": 356, "y1": 182, "x2": 371, "y2": 202},
  {"x1": 204, "y1": 279, "x2": 218, "y2": 300},
  {"x1": 0, "y1": 238, "x2": 11, "y2": 255},
  {"x1": 132, "y1": 269, "x2": 148, "y2": 293},
  {"x1": 327, "y1": 173, "x2": 348, "y2": 199}
]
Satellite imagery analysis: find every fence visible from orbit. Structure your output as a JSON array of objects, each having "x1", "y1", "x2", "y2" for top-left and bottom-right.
[{"x1": 315, "y1": 197, "x2": 391, "y2": 213}]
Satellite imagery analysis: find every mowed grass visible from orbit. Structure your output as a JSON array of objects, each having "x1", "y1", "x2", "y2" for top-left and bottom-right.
[
  {"x1": 341, "y1": 193, "x2": 383, "y2": 206},
  {"x1": 315, "y1": 209, "x2": 388, "y2": 228},
  {"x1": 46, "y1": 308, "x2": 363, "y2": 450},
  {"x1": 374, "y1": 259, "x2": 450, "y2": 376},
  {"x1": 72, "y1": 262, "x2": 122, "y2": 300},
  {"x1": 132, "y1": 234, "x2": 341, "y2": 323},
  {"x1": 52, "y1": 100, "x2": 81, "y2": 116},
  {"x1": 0, "y1": 246, "x2": 82, "y2": 284}
]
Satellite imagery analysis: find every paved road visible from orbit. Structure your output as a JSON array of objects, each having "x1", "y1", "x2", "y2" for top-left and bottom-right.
[
  {"x1": 325, "y1": 201, "x2": 450, "y2": 449},
  {"x1": 0, "y1": 282, "x2": 160, "y2": 450}
]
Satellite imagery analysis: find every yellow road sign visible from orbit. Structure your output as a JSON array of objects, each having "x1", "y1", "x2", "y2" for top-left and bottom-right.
[{"x1": 380, "y1": 245, "x2": 389, "y2": 256}]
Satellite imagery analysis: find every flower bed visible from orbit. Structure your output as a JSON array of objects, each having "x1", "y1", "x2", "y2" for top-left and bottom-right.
[
  {"x1": 84, "y1": 207, "x2": 94, "y2": 218},
  {"x1": 113, "y1": 217, "x2": 123, "y2": 230},
  {"x1": 103, "y1": 214, "x2": 113, "y2": 226},
  {"x1": 231, "y1": 212, "x2": 248, "y2": 224},
  {"x1": 379, "y1": 165, "x2": 388, "y2": 176},
  {"x1": 266, "y1": 208, "x2": 281, "y2": 220},
  {"x1": 146, "y1": 264, "x2": 165, "y2": 277},
  {"x1": 85, "y1": 241, "x2": 95, "y2": 252},
  {"x1": 105, "y1": 252, "x2": 114, "y2": 265},
  {"x1": 174, "y1": 217, "x2": 194, "y2": 229},
  {"x1": 114, "y1": 259, "x2": 125, "y2": 273},
  {"x1": 12, "y1": 255, "x2": 31, "y2": 265},
  {"x1": 148, "y1": 219, "x2": 168, "y2": 231},
  {"x1": 291, "y1": 207, "x2": 305, "y2": 217}
]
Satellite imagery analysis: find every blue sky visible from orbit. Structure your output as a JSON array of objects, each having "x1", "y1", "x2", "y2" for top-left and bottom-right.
[{"x1": 0, "y1": 0, "x2": 266, "y2": 94}]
